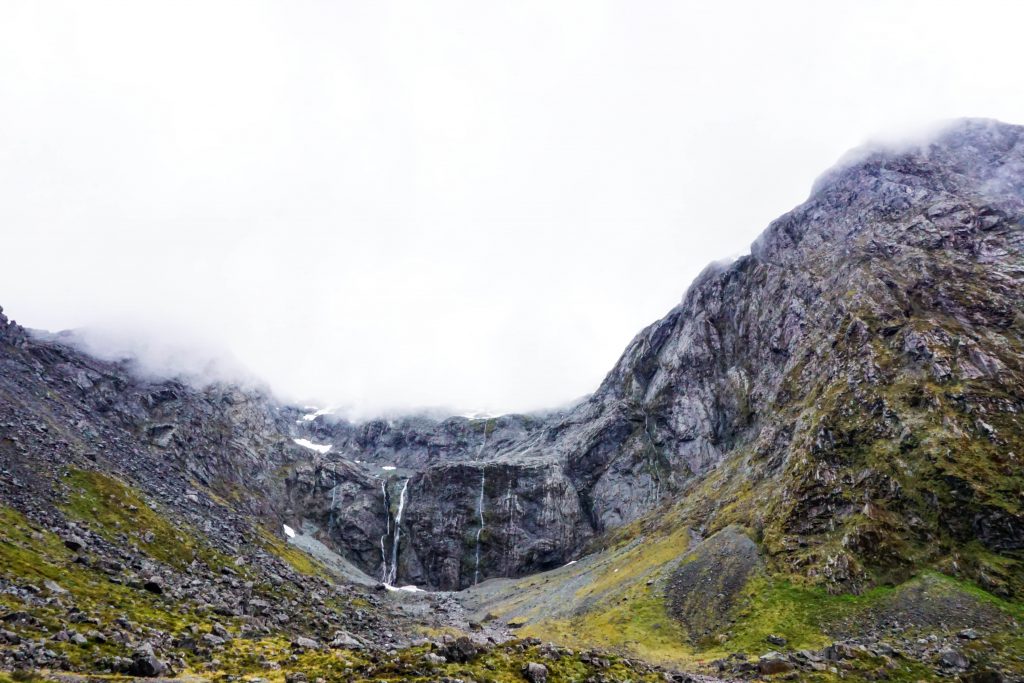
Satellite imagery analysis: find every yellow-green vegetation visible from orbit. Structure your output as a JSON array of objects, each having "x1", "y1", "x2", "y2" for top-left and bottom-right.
[
  {"x1": 0, "y1": 673, "x2": 49, "y2": 683},
  {"x1": 197, "y1": 636, "x2": 367, "y2": 682},
  {"x1": 255, "y1": 525, "x2": 332, "y2": 579},
  {"x1": 469, "y1": 524, "x2": 692, "y2": 666},
  {"x1": 201, "y1": 637, "x2": 664, "y2": 683},
  {"x1": 0, "y1": 505, "x2": 217, "y2": 667},
  {"x1": 529, "y1": 526, "x2": 692, "y2": 664},
  {"x1": 61, "y1": 468, "x2": 234, "y2": 573},
  {"x1": 470, "y1": 485, "x2": 1024, "y2": 676},
  {"x1": 529, "y1": 585, "x2": 689, "y2": 667},
  {"x1": 706, "y1": 576, "x2": 881, "y2": 655}
]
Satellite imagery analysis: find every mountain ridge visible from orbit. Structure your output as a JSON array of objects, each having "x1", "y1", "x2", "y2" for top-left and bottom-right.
[{"x1": 1, "y1": 117, "x2": 1023, "y2": 680}]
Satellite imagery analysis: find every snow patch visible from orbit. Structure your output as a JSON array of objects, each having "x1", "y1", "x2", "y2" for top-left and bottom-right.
[
  {"x1": 283, "y1": 524, "x2": 296, "y2": 538},
  {"x1": 385, "y1": 584, "x2": 425, "y2": 593},
  {"x1": 381, "y1": 465, "x2": 396, "y2": 471},
  {"x1": 293, "y1": 438, "x2": 332, "y2": 454},
  {"x1": 300, "y1": 406, "x2": 333, "y2": 422},
  {"x1": 460, "y1": 410, "x2": 501, "y2": 419}
]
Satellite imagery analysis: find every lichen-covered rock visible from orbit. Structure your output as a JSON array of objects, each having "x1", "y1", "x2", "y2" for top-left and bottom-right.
[
  {"x1": 523, "y1": 661, "x2": 549, "y2": 683},
  {"x1": 1, "y1": 118, "x2": 1022, "y2": 603},
  {"x1": 665, "y1": 526, "x2": 762, "y2": 641}
]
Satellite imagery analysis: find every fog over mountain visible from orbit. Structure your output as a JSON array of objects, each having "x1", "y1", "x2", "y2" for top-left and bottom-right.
[{"x1": 3, "y1": 1, "x2": 1024, "y2": 417}]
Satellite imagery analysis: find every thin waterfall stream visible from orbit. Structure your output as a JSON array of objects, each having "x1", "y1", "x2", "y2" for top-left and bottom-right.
[
  {"x1": 473, "y1": 467, "x2": 486, "y2": 584},
  {"x1": 473, "y1": 421, "x2": 490, "y2": 585},
  {"x1": 379, "y1": 479, "x2": 390, "y2": 583},
  {"x1": 386, "y1": 479, "x2": 410, "y2": 586}
]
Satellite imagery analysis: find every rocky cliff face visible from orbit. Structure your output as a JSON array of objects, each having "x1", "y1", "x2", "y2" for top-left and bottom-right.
[
  {"x1": 3, "y1": 119, "x2": 1022, "y2": 599},
  {"x1": 317, "y1": 118, "x2": 1023, "y2": 594},
  {"x1": 543, "y1": 118, "x2": 1024, "y2": 594},
  {"x1": 2, "y1": 118, "x2": 1024, "y2": 681}
]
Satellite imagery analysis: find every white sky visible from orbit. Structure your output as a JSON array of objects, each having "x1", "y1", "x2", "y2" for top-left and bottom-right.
[{"x1": 2, "y1": 1, "x2": 1024, "y2": 417}]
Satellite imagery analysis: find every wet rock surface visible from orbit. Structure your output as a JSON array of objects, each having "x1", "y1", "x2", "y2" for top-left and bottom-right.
[
  {"x1": 1, "y1": 119, "x2": 1024, "y2": 681},
  {"x1": 283, "y1": 119, "x2": 1024, "y2": 597}
]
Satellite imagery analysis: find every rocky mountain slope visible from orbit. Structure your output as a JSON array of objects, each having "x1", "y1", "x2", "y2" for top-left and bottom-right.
[
  {"x1": 295, "y1": 118, "x2": 1024, "y2": 599},
  {"x1": 1, "y1": 117, "x2": 1023, "y2": 682}
]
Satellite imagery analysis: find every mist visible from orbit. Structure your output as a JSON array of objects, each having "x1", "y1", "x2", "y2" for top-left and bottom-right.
[{"x1": 3, "y1": 1, "x2": 1024, "y2": 418}]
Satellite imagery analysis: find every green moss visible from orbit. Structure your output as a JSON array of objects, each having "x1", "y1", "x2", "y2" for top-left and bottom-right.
[
  {"x1": 205, "y1": 637, "x2": 664, "y2": 683},
  {"x1": 495, "y1": 526, "x2": 694, "y2": 665},
  {"x1": 710, "y1": 576, "x2": 876, "y2": 654},
  {"x1": 61, "y1": 467, "x2": 234, "y2": 572},
  {"x1": 0, "y1": 505, "x2": 213, "y2": 645},
  {"x1": 255, "y1": 526, "x2": 332, "y2": 579}
]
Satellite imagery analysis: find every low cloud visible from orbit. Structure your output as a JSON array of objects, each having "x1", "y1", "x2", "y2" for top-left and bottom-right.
[{"x1": 3, "y1": 3, "x2": 1024, "y2": 417}]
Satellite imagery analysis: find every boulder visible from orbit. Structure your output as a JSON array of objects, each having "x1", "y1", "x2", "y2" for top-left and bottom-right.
[
  {"x1": 291, "y1": 636, "x2": 319, "y2": 651},
  {"x1": 523, "y1": 661, "x2": 549, "y2": 683},
  {"x1": 758, "y1": 652, "x2": 794, "y2": 675}
]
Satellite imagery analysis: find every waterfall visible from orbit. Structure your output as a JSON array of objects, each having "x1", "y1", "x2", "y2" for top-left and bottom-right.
[
  {"x1": 379, "y1": 479, "x2": 390, "y2": 583},
  {"x1": 472, "y1": 420, "x2": 490, "y2": 585},
  {"x1": 473, "y1": 466, "x2": 486, "y2": 585},
  {"x1": 328, "y1": 469, "x2": 338, "y2": 530},
  {"x1": 379, "y1": 477, "x2": 412, "y2": 586},
  {"x1": 503, "y1": 479, "x2": 519, "y2": 569},
  {"x1": 385, "y1": 479, "x2": 410, "y2": 586}
]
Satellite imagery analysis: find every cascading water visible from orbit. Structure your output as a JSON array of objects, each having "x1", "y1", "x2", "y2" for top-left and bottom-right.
[
  {"x1": 385, "y1": 479, "x2": 410, "y2": 586},
  {"x1": 379, "y1": 479, "x2": 390, "y2": 583},
  {"x1": 472, "y1": 421, "x2": 490, "y2": 585},
  {"x1": 473, "y1": 466, "x2": 486, "y2": 584},
  {"x1": 504, "y1": 479, "x2": 517, "y2": 568},
  {"x1": 328, "y1": 470, "x2": 338, "y2": 530}
]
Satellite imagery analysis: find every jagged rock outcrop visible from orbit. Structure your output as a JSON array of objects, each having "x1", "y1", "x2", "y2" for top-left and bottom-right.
[
  {"x1": 302, "y1": 413, "x2": 546, "y2": 471},
  {"x1": 402, "y1": 457, "x2": 591, "y2": 588},
  {"x1": 282, "y1": 457, "x2": 387, "y2": 577},
  {"x1": 3, "y1": 119, "x2": 1023, "y2": 598},
  {"x1": 0, "y1": 310, "x2": 444, "y2": 670},
  {"x1": 4, "y1": 116, "x2": 1024, "y2": 681},
  {"x1": 541, "y1": 118, "x2": 1024, "y2": 594},
  {"x1": 293, "y1": 118, "x2": 1024, "y2": 593},
  {"x1": 666, "y1": 526, "x2": 763, "y2": 642}
]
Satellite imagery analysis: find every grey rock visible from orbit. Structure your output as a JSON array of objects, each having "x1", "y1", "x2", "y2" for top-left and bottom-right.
[
  {"x1": 666, "y1": 527, "x2": 762, "y2": 641},
  {"x1": 327, "y1": 630, "x2": 363, "y2": 649},
  {"x1": 201, "y1": 633, "x2": 225, "y2": 647},
  {"x1": 291, "y1": 636, "x2": 319, "y2": 651},
  {"x1": 128, "y1": 645, "x2": 168, "y2": 677},
  {"x1": 523, "y1": 661, "x2": 549, "y2": 683},
  {"x1": 439, "y1": 636, "x2": 480, "y2": 663},
  {"x1": 939, "y1": 647, "x2": 969, "y2": 669},
  {"x1": 63, "y1": 535, "x2": 85, "y2": 552},
  {"x1": 758, "y1": 651, "x2": 794, "y2": 675}
]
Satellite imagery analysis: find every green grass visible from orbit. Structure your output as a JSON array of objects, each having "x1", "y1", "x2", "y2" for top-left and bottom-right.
[
  {"x1": 204, "y1": 637, "x2": 665, "y2": 683},
  {"x1": 61, "y1": 467, "x2": 234, "y2": 572},
  {"x1": 255, "y1": 525, "x2": 333, "y2": 579},
  {"x1": 0, "y1": 504, "x2": 218, "y2": 669},
  {"x1": 711, "y1": 576, "x2": 887, "y2": 654}
]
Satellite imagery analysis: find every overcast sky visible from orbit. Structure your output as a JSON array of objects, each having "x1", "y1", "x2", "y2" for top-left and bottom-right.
[{"x1": 2, "y1": 1, "x2": 1024, "y2": 417}]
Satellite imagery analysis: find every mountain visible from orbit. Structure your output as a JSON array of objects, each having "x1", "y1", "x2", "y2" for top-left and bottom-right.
[{"x1": 1, "y1": 118, "x2": 1023, "y2": 681}]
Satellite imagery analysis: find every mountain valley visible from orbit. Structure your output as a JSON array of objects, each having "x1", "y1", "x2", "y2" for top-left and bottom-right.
[{"x1": 2, "y1": 119, "x2": 1024, "y2": 682}]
